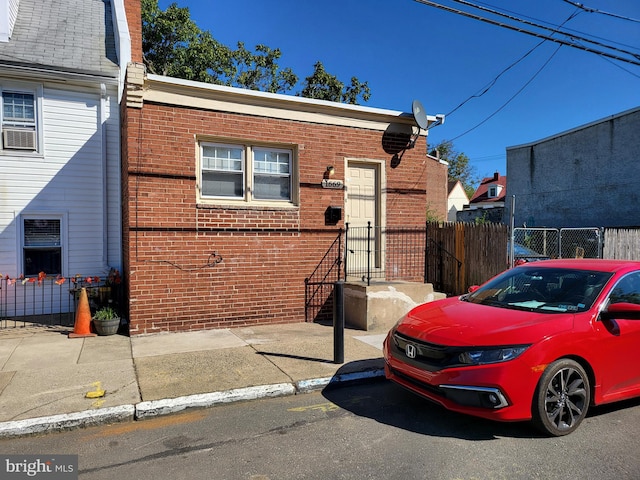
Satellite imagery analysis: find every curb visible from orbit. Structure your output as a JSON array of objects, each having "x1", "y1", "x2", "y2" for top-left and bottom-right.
[
  {"x1": 0, "y1": 405, "x2": 135, "y2": 438},
  {"x1": 0, "y1": 369, "x2": 386, "y2": 438},
  {"x1": 135, "y1": 383, "x2": 296, "y2": 419}
]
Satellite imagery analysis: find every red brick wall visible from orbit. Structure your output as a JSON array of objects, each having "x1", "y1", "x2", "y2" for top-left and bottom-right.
[
  {"x1": 124, "y1": 0, "x2": 143, "y2": 63},
  {"x1": 123, "y1": 102, "x2": 446, "y2": 334}
]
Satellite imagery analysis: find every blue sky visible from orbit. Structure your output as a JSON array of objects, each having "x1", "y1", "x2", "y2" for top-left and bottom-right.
[{"x1": 157, "y1": 0, "x2": 639, "y2": 179}]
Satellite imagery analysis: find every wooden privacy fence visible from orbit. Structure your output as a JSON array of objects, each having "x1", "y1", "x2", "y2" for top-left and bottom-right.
[
  {"x1": 427, "y1": 222, "x2": 509, "y2": 294},
  {"x1": 603, "y1": 228, "x2": 640, "y2": 260}
]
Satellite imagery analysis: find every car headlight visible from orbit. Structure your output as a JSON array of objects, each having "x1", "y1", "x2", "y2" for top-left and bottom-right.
[{"x1": 458, "y1": 346, "x2": 529, "y2": 365}]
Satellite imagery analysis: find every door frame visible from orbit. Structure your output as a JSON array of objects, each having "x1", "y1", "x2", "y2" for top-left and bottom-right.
[
  {"x1": 344, "y1": 159, "x2": 386, "y2": 278},
  {"x1": 344, "y1": 158, "x2": 386, "y2": 229}
]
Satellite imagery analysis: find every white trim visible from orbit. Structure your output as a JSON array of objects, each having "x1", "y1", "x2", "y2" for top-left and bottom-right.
[
  {"x1": 0, "y1": 80, "x2": 44, "y2": 155},
  {"x1": 344, "y1": 157, "x2": 387, "y2": 230},
  {"x1": 145, "y1": 74, "x2": 439, "y2": 132},
  {"x1": 111, "y1": 0, "x2": 131, "y2": 100},
  {"x1": 198, "y1": 140, "x2": 298, "y2": 206}
]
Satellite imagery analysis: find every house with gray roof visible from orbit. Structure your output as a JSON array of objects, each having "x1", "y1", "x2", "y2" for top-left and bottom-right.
[{"x1": 0, "y1": 0, "x2": 130, "y2": 322}]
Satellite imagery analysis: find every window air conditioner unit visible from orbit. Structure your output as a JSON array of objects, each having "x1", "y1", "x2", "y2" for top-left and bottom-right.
[{"x1": 2, "y1": 128, "x2": 37, "y2": 150}]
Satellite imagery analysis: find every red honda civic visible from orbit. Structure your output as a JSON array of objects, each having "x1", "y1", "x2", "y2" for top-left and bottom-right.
[{"x1": 383, "y1": 259, "x2": 640, "y2": 436}]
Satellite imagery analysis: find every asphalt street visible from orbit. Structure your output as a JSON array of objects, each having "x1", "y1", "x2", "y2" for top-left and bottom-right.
[{"x1": 2, "y1": 381, "x2": 639, "y2": 480}]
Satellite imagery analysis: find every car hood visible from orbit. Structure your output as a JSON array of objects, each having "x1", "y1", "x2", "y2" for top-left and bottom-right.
[{"x1": 396, "y1": 297, "x2": 575, "y2": 346}]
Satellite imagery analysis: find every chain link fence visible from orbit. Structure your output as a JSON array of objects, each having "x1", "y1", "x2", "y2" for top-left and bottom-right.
[{"x1": 511, "y1": 227, "x2": 603, "y2": 266}]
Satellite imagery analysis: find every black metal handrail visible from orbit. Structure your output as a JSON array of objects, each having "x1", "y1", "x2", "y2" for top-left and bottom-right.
[
  {"x1": 425, "y1": 238, "x2": 463, "y2": 295},
  {"x1": 304, "y1": 231, "x2": 343, "y2": 322}
]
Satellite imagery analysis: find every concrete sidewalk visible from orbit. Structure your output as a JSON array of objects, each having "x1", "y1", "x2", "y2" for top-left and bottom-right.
[{"x1": 0, "y1": 322, "x2": 389, "y2": 437}]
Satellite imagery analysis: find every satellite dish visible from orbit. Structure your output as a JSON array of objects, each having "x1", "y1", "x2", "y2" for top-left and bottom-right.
[{"x1": 412, "y1": 100, "x2": 429, "y2": 130}]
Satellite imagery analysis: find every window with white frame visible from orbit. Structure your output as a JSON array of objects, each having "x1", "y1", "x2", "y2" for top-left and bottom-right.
[
  {"x1": 1, "y1": 88, "x2": 38, "y2": 151},
  {"x1": 488, "y1": 184, "x2": 503, "y2": 198},
  {"x1": 200, "y1": 142, "x2": 294, "y2": 203},
  {"x1": 22, "y1": 218, "x2": 62, "y2": 276}
]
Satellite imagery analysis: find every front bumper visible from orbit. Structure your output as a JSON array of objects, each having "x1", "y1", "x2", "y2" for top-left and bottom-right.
[{"x1": 383, "y1": 335, "x2": 539, "y2": 422}]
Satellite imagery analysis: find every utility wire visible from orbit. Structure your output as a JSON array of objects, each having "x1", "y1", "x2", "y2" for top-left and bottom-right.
[
  {"x1": 560, "y1": 0, "x2": 640, "y2": 23},
  {"x1": 474, "y1": 0, "x2": 640, "y2": 52},
  {"x1": 446, "y1": 39, "x2": 545, "y2": 117},
  {"x1": 451, "y1": 0, "x2": 640, "y2": 60},
  {"x1": 447, "y1": 7, "x2": 579, "y2": 117},
  {"x1": 448, "y1": 43, "x2": 564, "y2": 143},
  {"x1": 413, "y1": 0, "x2": 640, "y2": 66}
]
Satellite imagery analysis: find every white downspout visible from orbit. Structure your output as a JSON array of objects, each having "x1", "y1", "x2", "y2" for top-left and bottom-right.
[{"x1": 100, "y1": 82, "x2": 109, "y2": 273}]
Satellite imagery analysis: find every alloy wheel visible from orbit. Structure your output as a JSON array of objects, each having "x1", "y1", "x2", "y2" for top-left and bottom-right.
[{"x1": 533, "y1": 359, "x2": 590, "y2": 436}]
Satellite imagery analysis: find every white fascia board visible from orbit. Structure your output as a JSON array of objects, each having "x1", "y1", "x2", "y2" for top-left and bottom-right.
[{"x1": 145, "y1": 73, "x2": 438, "y2": 131}]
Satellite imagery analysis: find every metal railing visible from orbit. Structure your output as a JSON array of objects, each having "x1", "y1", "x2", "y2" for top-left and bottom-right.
[
  {"x1": 425, "y1": 238, "x2": 464, "y2": 295},
  {"x1": 343, "y1": 222, "x2": 463, "y2": 292},
  {"x1": 304, "y1": 232, "x2": 343, "y2": 323},
  {"x1": 0, "y1": 273, "x2": 122, "y2": 329}
]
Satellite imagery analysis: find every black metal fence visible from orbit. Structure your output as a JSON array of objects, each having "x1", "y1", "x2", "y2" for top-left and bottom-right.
[
  {"x1": 304, "y1": 223, "x2": 465, "y2": 322},
  {"x1": 0, "y1": 272, "x2": 123, "y2": 329},
  {"x1": 343, "y1": 223, "x2": 462, "y2": 291},
  {"x1": 344, "y1": 224, "x2": 429, "y2": 284}
]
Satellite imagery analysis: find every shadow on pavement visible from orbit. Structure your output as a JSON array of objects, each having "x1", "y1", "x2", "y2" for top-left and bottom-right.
[{"x1": 321, "y1": 363, "x2": 541, "y2": 441}]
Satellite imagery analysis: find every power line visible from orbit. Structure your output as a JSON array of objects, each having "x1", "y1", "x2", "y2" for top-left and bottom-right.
[
  {"x1": 446, "y1": 7, "x2": 579, "y2": 131},
  {"x1": 446, "y1": 38, "x2": 547, "y2": 117},
  {"x1": 560, "y1": 0, "x2": 640, "y2": 23},
  {"x1": 449, "y1": 43, "x2": 564, "y2": 142},
  {"x1": 413, "y1": 0, "x2": 640, "y2": 66},
  {"x1": 472, "y1": 1, "x2": 640, "y2": 52},
  {"x1": 450, "y1": 0, "x2": 640, "y2": 60}
]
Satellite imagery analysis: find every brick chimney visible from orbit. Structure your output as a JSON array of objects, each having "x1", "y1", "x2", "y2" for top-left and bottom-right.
[{"x1": 123, "y1": 0, "x2": 143, "y2": 63}]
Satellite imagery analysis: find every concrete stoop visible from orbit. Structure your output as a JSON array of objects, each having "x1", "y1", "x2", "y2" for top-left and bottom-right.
[{"x1": 344, "y1": 281, "x2": 447, "y2": 332}]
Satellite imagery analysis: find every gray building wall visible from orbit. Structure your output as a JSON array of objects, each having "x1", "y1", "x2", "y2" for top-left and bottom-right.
[
  {"x1": 456, "y1": 206, "x2": 505, "y2": 224},
  {"x1": 506, "y1": 107, "x2": 640, "y2": 228}
]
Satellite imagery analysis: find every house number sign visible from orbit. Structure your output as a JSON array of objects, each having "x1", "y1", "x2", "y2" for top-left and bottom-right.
[{"x1": 321, "y1": 179, "x2": 344, "y2": 189}]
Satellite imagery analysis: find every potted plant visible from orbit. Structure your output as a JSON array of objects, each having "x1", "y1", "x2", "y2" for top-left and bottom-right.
[{"x1": 92, "y1": 305, "x2": 120, "y2": 336}]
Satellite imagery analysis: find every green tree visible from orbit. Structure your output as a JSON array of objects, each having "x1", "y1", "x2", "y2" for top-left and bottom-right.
[
  {"x1": 299, "y1": 62, "x2": 371, "y2": 105},
  {"x1": 142, "y1": 1, "x2": 370, "y2": 103},
  {"x1": 142, "y1": 0, "x2": 234, "y2": 82},
  {"x1": 232, "y1": 43, "x2": 298, "y2": 94},
  {"x1": 431, "y1": 140, "x2": 478, "y2": 198}
]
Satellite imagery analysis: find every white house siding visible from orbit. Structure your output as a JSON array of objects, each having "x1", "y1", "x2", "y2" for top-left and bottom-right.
[
  {"x1": 0, "y1": 0, "x2": 20, "y2": 42},
  {"x1": 448, "y1": 182, "x2": 469, "y2": 222},
  {"x1": 0, "y1": 81, "x2": 120, "y2": 317}
]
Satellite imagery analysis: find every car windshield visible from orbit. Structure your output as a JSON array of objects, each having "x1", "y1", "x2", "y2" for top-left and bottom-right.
[{"x1": 464, "y1": 267, "x2": 613, "y2": 313}]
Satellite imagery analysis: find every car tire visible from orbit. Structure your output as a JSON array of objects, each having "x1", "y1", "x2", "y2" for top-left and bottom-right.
[{"x1": 532, "y1": 359, "x2": 590, "y2": 436}]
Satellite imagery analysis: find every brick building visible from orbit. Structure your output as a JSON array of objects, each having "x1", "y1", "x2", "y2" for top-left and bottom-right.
[{"x1": 121, "y1": 0, "x2": 447, "y2": 334}]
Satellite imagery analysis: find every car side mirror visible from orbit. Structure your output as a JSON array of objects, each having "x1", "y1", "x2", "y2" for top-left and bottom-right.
[
  {"x1": 600, "y1": 302, "x2": 640, "y2": 320},
  {"x1": 468, "y1": 285, "x2": 480, "y2": 293}
]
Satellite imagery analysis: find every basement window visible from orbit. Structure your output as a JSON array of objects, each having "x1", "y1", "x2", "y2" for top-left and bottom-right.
[{"x1": 22, "y1": 218, "x2": 62, "y2": 276}]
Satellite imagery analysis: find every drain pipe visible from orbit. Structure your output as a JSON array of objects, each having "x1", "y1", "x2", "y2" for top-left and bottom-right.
[{"x1": 100, "y1": 83, "x2": 109, "y2": 273}]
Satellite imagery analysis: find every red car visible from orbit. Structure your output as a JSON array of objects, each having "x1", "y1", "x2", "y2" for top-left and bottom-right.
[{"x1": 383, "y1": 259, "x2": 640, "y2": 436}]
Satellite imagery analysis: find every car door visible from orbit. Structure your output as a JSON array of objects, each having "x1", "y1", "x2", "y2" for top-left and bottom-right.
[{"x1": 595, "y1": 271, "x2": 640, "y2": 402}]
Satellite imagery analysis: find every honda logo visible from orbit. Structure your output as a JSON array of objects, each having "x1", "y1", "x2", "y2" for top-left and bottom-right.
[{"x1": 405, "y1": 343, "x2": 417, "y2": 359}]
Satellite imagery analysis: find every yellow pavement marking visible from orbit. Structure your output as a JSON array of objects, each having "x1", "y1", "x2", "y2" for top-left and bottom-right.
[{"x1": 85, "y1": 381, "x2": 106, "y2": 399}]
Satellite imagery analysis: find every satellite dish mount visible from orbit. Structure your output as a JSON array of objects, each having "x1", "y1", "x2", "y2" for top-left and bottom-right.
[
  {"x1": 410, "y1": 99, "x2": 445, "y2": 150},
  {"x1": 409, "y1": 99, "x2": 429, "y2": 149}
]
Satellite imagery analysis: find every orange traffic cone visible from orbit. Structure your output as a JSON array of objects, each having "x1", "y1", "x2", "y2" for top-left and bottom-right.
[{"x1": 69, "y1": 287, "x2": 97, "y2": 338}]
